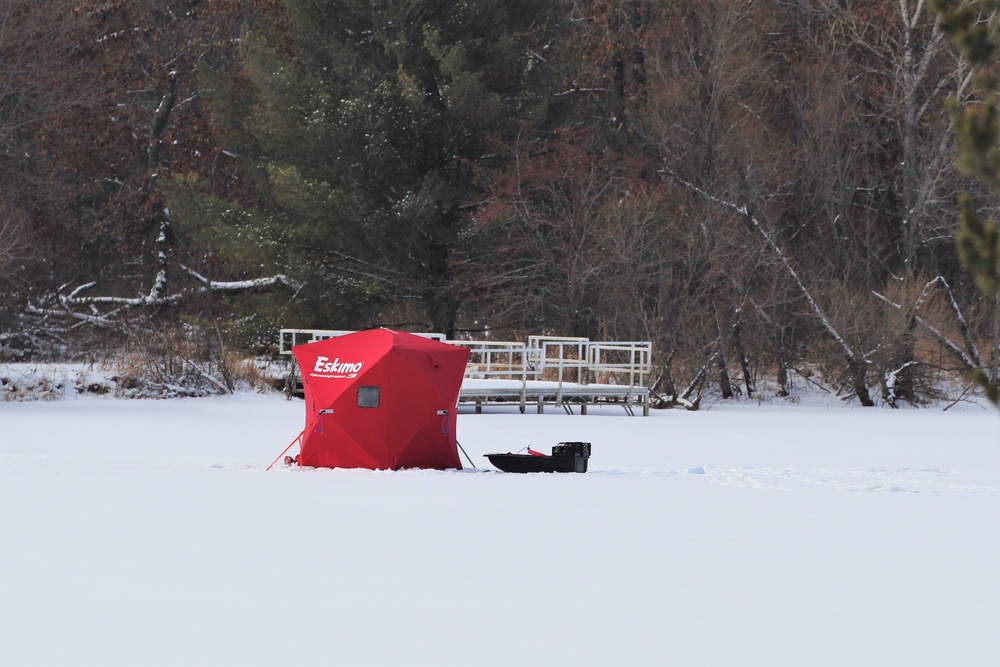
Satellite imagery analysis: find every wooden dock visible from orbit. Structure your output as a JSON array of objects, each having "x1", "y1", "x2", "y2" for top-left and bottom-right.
[{"x1": 458, "y1": 379, "x2": 649, "y2": 416}]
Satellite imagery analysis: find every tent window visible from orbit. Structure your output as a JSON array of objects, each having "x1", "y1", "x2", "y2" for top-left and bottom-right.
[{"x1": 357, "y1": 386, "x2": 380, "y2": 408}]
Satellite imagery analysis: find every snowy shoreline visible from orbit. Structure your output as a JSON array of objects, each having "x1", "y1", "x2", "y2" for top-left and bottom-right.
[{"x1": 1, "y1": 359, "x2": 987, "y2": 410}]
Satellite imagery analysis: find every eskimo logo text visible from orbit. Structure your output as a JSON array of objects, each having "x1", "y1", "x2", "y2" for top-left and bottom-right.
[{"x1": 312, "y1": 356, "x2": 363, "y2": 377}]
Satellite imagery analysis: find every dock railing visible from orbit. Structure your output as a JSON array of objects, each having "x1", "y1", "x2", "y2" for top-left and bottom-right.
[
  {"x1": 526, "y1": 336, "x2": 589, "y2": 381},
  {"x1": 587, "y1": 341, "x2": 653, "y2": 406},
  {"x1": 526, "y1": 336, "x2": 590, "y2": 405},
  {"x1": 279, "y1": 329, "x2": 353, "y2": 354},
  {"x1": 446, "y1": 340, "x2": 532, "y2": 412}
]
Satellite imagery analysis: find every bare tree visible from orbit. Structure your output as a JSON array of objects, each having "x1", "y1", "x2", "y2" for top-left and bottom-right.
[
  {"x1": 0, "y1": 208, "x2": 25, "y2": 279},
  {"x1": 0, "y1": 1, "x2": 291, "y2": 357},
  {"x1": 636, "y1": 1, "x2": 815, "y2": 398},
  {"x1": 464, "y1": 129, "x2": 639, "y2": 337}
]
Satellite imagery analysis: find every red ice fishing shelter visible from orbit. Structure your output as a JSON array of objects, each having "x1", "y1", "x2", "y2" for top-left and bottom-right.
[{"x1": 291, "y1": 329, "x2": 470, "y2": 470}]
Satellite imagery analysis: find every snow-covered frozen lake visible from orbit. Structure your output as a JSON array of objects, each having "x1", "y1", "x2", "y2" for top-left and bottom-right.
[{"x1": 2, "y1": 393, "x2": 997, "y2": 666}]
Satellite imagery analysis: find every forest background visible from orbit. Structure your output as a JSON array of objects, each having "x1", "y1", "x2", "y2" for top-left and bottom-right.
[{"x1": 1, "y1": 0, "x2": 997, "y2": 407}]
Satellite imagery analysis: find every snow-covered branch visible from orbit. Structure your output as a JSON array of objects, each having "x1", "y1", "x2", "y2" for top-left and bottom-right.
[
  {"x1": 871, "y1": 283, "x2": 986, "y2": 373},
  {"x1": 936, "y1": 276, "x2": 985, "y2": 369},
  {"x1": 660, "y1": 168, "x2": 864, "y2": 365},
  {"x1": 184, "y1": 358, "x2": 232, "y2": 394},
  {"x1": 660, "y1": 167, "x2": 875, "y2": 405},
  {"x1": 179, "y1": 264, "x2": 299, "y2": 292},
  {"x1": 60, "y1": 271, "x2": 298, "y2": 310}
]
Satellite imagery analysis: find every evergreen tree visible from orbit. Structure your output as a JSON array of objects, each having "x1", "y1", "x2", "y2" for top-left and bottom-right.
[
  {"x1": 931, "y1": 0, "x2": 1000, "y2": 404},
  {"x1": 175, "y1": 0, "x2": 570, "y2": 338}
]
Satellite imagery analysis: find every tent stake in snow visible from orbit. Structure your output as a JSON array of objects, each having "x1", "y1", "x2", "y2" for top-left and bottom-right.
[{"x1": 456, "y1": 440, "x2": 476, "y2": 469}]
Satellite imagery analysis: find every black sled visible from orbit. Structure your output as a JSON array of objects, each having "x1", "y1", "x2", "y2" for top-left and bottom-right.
[{"x1": 484, "y1": 442, "x2": 590, "y2": 473}]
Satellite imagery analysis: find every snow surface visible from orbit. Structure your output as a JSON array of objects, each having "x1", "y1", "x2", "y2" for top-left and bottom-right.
[{"x1": 1, "y1": 394, "x2": 998, "y2": 666}]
